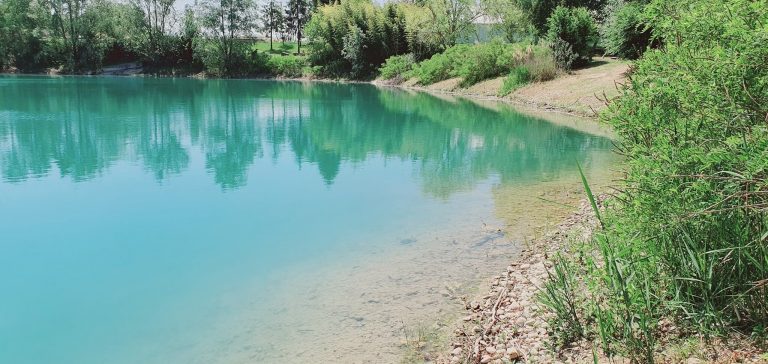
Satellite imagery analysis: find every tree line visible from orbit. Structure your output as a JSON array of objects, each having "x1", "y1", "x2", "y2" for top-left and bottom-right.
[
  {"x1": 0, "y1": 0, "x2": 655, "y2": 78},
  {"x1": 0, "y1": 0, "x2": 317, "y2": 74}
]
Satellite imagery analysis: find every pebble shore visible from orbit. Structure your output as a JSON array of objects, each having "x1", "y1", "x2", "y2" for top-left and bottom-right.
[
  {"x1": 431, "y1": 198, "x2": 768, "y2": 364},
  {"x1": 433, "y1": 200, "x2": 601, "y2": 364}
]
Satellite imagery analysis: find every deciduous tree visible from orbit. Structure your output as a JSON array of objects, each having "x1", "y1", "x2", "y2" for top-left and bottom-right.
[{"x1": 198, "y1": 0, "x2": 256, "y2": 74}]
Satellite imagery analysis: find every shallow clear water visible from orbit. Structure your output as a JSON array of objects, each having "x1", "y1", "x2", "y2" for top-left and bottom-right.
[{"x1": 0, "y1": 76, "x2": 614, "y2": 363}]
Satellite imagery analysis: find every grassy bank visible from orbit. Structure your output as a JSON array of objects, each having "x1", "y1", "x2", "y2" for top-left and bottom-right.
[
  {"x1": 376, "y1": 57, "x2": 628, "y2": 118},
  {"x1": 377, "y1": 42, "x2": 559, "y2": 93}
]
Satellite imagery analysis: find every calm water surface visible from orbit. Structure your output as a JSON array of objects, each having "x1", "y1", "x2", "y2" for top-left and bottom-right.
[{"x1": 0, "y1": 76, "x2": 614, "y2": 363}]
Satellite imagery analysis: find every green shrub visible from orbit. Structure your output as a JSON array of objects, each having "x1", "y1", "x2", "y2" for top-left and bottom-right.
[
  {"x1": 545, "y1": 6, "x2": 597, "y2": 68},
  {"x1": 498, "y1": 66, "x2": 531, "y2": 96},
  {"x1": 266, "y1": 55, "x2": 305, "y2": 77},
  {"x1": 603, "y1": 0, "x2": 768, "y2": 331},
  {"x1": 409, "y1": 42, "x2": 558, "y2": 88},
  {"x1": 246, "y1": 49, "x2": 270, "y2": 75},
  {"x1": 243, "y1": 50, "x2": 305, "y2": 77},
  {"x1": 378, "y1": 54, "x2": 415, "y2": 80},
  {"x1": 452, "y1": 40, "x2": 509, "y2": 87},
  {"x1": 522, "y1": 0, "x2": 609, "y2": 36},
  {"x1": 550, "y1": 37, "x2": 577, "y2": 71},
  {"x1": 547, "y1": 0, "x2": 768, "y2": 359},
  {"x1": 600, "y1": 0, "x2": 654, "y2": 59},
  {"x1": 524, "y1": 46, "x2": 558, "y2": 82},
  {"x1": 409, "y1": 44, "x2": 470, "y2": 85}
]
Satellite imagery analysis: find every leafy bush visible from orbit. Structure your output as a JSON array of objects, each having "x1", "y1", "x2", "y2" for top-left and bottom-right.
[
  {"x1": 603, "y1": 0, "x2": 768, "y2": 332},
  {"x1": 245, "y1": 49, "x2": 270, "y2": 75},
  {"x1": 409, "y1": 42, "x2": 557, "y2": 87},
  {"x1": 497, "y1": 48, "x2": 557, "y2": 96},
  {"x1": 522, "y1": 0, "x2": 608, "y2": 36},
  {"x1": 243, "y1": 50, "x2": 305, "y2": 77},
  {"x1": 266, "y1": 55, "x2": 305, "y2": 77},
  {"x1": 378, "y1": 54, "x2": 415, "y2": 80},
  {"x1": 600, "y1": 0, "x2": 654, "y2": 59},
  {"x1": 498, "y1": 66, "x2": 531, "y2": 96},
  {"x1": 545, "y1": 6, "x2": 597, "y2": 68},
  {"x1": 341, "y1": 25, "x2": 366, "y2": 79},
  {"x1": 452, "y1": 40, "x2": 510, "y2": 87},
  {"x1": 409, "y1": 44, "x2": 470, "y2": 85},
  {"x1": 540, "y1": 0, "x2": 768, "y2": 360},
  {"x1": 549, "y1": 37, "x2": 576, "y2": 70}
]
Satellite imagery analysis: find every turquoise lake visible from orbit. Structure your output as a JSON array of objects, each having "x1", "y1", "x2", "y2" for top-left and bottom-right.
[{"x1": 0, "y1": 76, "x2": 615, "y2": 363}]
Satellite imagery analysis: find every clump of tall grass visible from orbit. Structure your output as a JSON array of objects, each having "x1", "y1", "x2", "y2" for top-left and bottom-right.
[
  {"x1": 498, "y1": 47, "x2": 558, "y2": 96},
  {"x1": 538, "y1": 254, "x2": 585, "y2": 347}
]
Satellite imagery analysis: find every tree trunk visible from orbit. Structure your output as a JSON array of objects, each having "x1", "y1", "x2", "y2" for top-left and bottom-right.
[{"x1": 297, "y1": 30, "x2": 301, "y2": 55}]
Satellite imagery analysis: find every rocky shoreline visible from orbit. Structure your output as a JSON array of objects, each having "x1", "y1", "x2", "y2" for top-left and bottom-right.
[
  {"x1": 429, "y1": 199, "x2": 603, "y2": 364},
  {"x1": 427, "y1": 195, "x2": 767, "y2": 364}
]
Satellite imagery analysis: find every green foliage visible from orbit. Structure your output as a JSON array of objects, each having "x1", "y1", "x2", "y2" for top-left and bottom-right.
[
  {"x1": 605, "y1": 0, "x2": 768, "y2": 332},
  {"x1": 540, "y1": 0, "x2": 768, "y2": 360},
  {"x1": 243, "y1": 47, "x2": 306, "y2": 77},
  {"x1": 538, "y1": 254, "x2": 585, "y2": 347},
  {"x1": 420, "y1": 0, "x2": 481, "y2": 49},
  {"x1": 545, "y1": 6, "x2": 597, "y2": 69},
  {"x1": 498, "y1": 66, "x2": 531, "y2": 96},
  {"x1": 378, "y1": 54, "x2": 415, "y2": 80},
  {"x1": 341, "y1": 25, "x2": 366, "y2": 79},
  {"x1": 0, "y1": 0, "x2": 55, "y2": 71},
  {"x1": 198, "y1": 0, "x2": 256, "y2": 76},
  {"x1": 600, "y1": 0, "x2": 654, "y2": 59},
  {"x1": 550, "y1": 37, "x2": 576, "y2": 70},
  {"x1": 409, "y1": 42, "x2": 556, "y2": 87},
  {"x1": 266, "y1": 55, "x2": 305, "y2": 77},
  {"x1": 515, "y1": 0, "x2": 607, "y2": 36},
  {"x1": 452, "y1": 40, "x2": 513, "y2": 87},
  {"x1": 305, "y1": 0, "x2": 410, "y2": 78},
  {"x1": 523, "y1": 46, "x2": 558, "y2": 82},
  {"x1": 409, "y1": 44, "x2": 469, "y2": 85},
  {"x1": 482, "y1": 0, "x2": 535, "y2": 42},
  {"x1": 245, "y1": 49, "x2": 270, "y2": 74}
]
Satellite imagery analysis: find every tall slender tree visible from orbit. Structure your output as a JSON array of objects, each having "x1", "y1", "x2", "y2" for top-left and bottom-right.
[
  {"x1": 284, "y1": 0, "x2": 310, "y2": 54},
  {"x1": 261, "y1": 0, "x2": 283, "y2": 51}
]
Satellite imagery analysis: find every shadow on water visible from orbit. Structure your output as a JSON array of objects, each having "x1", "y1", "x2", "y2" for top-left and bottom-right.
[{"x1": 0, "y1": 76, "x2": 613, "y2": 195}]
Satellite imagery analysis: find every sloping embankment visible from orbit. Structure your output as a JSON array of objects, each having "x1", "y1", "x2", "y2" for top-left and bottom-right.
[{"x1": 378, "y1": 58, "x2": 630, "y2": 118}]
